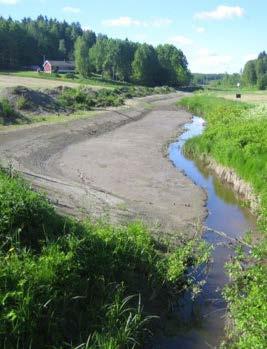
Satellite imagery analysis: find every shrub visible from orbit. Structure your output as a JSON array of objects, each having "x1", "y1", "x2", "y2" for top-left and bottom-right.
[
  {"x1": 16, "y1": 95, "x2": 30, "y2": 110},
  {"x1": 0, "y1": 98, "x2": 14, "y2": 117}
]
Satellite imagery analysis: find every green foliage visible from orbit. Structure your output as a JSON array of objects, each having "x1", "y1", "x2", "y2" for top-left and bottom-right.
[
  {"x1": 156, "y1": 44, "x2": 191, "y2": 86},
  {"x1": 0, "y1": 16, "x2": 83, "y2": 69},
  {"x1": 257, "y1": 73, "x2": 267, "y2": 90},
  {"x1": 242, "y1": 51, "x2": 267, "y2": 88},
  {"x1": 65, "y1": 72, "x2": 76, "y2": 79},
  {"x1": 131, "y1": 44, "x2": 161, "y2": 86},
  {"x1": 86, "y1": 38, "x2": 191, "y2": 87},
  {"x1": 57, "y1": 85, "x2": 176, "y2": 112},
  {"x1": 74, "y1": 31, "x2": 96, "y2": 77},
  {"x1": 0, "y1": 98, "x2": 14, "y2": 117},
  {"x1": 0, "y1": 169, "x2": 209, "y2": 348},
  {"x1": 179, "y1": 95, "x2": 267, "y2": 349},
  {"x1": 16, "y1": 96, "x2": 29, "y2": 110}
]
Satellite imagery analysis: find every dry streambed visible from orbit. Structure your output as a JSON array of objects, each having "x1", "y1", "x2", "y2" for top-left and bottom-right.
[{"x1": 0, "y1": 93, "x2": 205, "y2": 238}]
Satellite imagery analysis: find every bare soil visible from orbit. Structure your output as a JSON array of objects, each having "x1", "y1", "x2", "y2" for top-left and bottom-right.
[{"x1": 0, "y1": 93, "x2": 206, "y2": 238}]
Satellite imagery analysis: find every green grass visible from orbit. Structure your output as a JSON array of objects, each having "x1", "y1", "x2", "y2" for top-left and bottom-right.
[
  {"x1": 0, "y1": 169, "x2": 210, "y2": 348},
  {"x1": 1, "y1": 71, "x2": 131, "y2": 89},
  {"x1": 178, "y1": 94, "x2": 267, "y2": 349}
]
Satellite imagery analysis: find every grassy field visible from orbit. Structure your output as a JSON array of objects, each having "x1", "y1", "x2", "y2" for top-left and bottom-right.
[
  {"x1": 179, "y1": 94, "x2": 267, "y2": 349},
  {"x1": 0, "y1": 71, "x2": 129, "y2": 90},
  {"x1": 0, "y1": 168, "x2": 210, "y2": 348},
  {"x1": 205, "y1": 86, "x2": 267, "y2": 104}
]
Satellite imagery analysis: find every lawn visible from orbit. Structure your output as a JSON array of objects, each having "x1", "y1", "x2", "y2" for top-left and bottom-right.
[{"x1": 0, "y1": 71, "x2": 129, "y2": 90}]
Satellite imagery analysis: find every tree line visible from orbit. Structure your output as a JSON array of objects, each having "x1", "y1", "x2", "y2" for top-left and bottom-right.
[
  {"x1": 0, "y1": 16, "x2": 83, "y2": 68},
  {"x1": 0, "y1": 16, "x2": 191, "y2": 87},
  {"x1": 75, "y1": 32, "x2": 191, "y2": 86},
  {"x1": 242, "y1": 51, "x2": 267, "y2": 89}
]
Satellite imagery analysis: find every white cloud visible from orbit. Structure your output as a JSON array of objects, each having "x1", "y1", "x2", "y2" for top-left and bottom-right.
[
  {"x1": 168, "y1": 35, "x2": 193, "y2": 46},
  {"x1": 196, "y1": 27, "x2": 205, "y2": 33},
  {"x1": 190, "y1": 48, "x2": 232, "y2": 73},
  {"x1": 102, "y1": 16, "x2": 172, "y2": 28},
  {"x1": 0, "y1": 0, "x2": 19, "y2": 4},
  {"x1": 63, "y1": 6, "x2": 81, "y2": 14},
  {"x1": 195, "y1": 5, "x2": 244, "y2": 20}
]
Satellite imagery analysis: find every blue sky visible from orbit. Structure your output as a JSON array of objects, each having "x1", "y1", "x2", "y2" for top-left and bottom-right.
[{"x1": 0, "y1": 0, "x2": 265, "y2": 73}]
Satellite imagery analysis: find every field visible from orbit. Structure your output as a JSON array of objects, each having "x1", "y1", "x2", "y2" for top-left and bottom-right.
[
  {"x1": 205, "y1": 87, "x2": 267, "y2": 103},
  {"x1": 0, "y1": 71, "x2": 128, "y2": 90}
]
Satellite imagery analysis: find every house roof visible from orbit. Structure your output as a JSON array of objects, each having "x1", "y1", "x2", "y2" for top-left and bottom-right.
[{"x1": 44, "y1": 60, "x2": 75, "y2": 68}]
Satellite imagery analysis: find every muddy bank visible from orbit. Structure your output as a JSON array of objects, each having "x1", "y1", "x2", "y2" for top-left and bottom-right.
[
  {"x1": 0, "y1": 93, "x2": 206, "y2": 239},
  {"x1": 198, "y1": 155, "x2": 260, "y2": 212}
]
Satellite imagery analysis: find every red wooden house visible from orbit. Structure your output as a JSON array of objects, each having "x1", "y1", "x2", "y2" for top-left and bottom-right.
[{"x1": 43, "y1": 60, "x2": 75, "y2": 74}]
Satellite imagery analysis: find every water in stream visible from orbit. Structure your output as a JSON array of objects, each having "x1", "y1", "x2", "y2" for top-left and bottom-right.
[{"x1": 152, "y1": 116, "x2": 256, "y2": 349}]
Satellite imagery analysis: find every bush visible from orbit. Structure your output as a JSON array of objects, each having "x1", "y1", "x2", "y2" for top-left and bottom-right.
[
  {"x1": 16, "y1": 95, "x2": 30, "y2": 110},
  {"x1": 0, "y1": 98, "x2": 14, "y2": 117}
]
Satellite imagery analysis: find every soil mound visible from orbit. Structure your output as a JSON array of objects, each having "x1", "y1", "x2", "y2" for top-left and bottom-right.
[{"x1": 0, "y1": 86, "x2": 64, "y2": 114}]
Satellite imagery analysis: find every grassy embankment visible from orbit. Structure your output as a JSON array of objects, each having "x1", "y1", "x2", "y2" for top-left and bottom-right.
[
  {"x1": 178, "y1": 94, "x2": 267, "y2": 349},
  {"x1": 0, "y1": 168, "x2": 210, "y2": 349},
  {"x1": 0, "y1": 84, "x2": 175, "y2": 128}
]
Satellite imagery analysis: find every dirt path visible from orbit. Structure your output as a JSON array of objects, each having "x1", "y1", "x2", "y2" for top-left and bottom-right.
[{"x1": 0, "y1": 93, "x2": 206, "y2": 238}]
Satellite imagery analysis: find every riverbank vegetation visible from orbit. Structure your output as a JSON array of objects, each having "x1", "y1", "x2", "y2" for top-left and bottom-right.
[
  {"x1": 0, "y1": 168, "x2": 210, "y2": 348},
  {"x1": 179, "y1": 94, "x2": 267, "y2": 349}
]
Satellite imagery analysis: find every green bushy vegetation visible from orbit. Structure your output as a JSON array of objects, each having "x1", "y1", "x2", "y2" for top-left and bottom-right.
[
  {"x1": 243, "y1": 51, "x2": 267, "y2": 89},
  {"x1": 0, "y1": 99, "x2": 20, "y2": 124},
  {"x1": 179, "y1": 94, "x2": 267, "y2": 349},
  {"x1": 57, "y1": 85, "x2": 175, "y2": 111},
  {"x1": 0, "y1": 169, "x2": 209, "y2": 348}
]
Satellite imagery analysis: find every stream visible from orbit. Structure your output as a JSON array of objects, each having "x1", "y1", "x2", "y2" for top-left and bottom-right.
[{"x1": 152, "y1": 116, "x2": 257, "y2": 348}]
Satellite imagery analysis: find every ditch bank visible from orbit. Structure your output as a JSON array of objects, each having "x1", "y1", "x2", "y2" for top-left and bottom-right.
[{"x1": 150, "y1": 116, "x2": 257, "y2": 349}]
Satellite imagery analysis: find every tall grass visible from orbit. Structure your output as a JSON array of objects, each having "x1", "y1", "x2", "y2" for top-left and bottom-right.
[
  {"x1": 178, "y1": 95, "x2": 267, "y2": 349},
  {"x1": 0, "y1": 169, "x2": 209, "y2": 348}
]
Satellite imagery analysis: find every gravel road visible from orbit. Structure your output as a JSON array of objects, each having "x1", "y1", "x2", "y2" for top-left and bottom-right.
[{"x1": 0, "y1": 93, "x2": 206, "y2": 238}]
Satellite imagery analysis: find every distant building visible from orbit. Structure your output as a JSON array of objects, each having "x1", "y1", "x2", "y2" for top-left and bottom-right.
[{"x1": 43, "y1": 60, "x2": 75, "y2": 74}]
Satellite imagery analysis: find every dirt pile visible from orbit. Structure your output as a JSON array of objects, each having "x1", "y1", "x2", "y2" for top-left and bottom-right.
[{"x1": 0, "y1": 86, "x2": 64, "y2": 114}]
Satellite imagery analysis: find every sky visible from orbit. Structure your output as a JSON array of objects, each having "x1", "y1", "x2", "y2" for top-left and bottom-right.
[{"x1": 0, "y1": 0, "x2": 265, "y2": 73}]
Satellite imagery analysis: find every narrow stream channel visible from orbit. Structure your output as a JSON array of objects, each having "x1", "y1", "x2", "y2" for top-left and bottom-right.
[{"x1": 153, "y1": 116, "x2": 257, "y2": 349}]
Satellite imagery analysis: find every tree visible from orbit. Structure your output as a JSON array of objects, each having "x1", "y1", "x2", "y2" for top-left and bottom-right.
[
  {"x1": 242, "y1": 60, "x2": 257, "y2": 86},
  {"x1": 257, "y1": 73, "x2": 267, "y2": 90},
  {"x1": 132, "y1": 44, "x2": 160, "y2": 86},
  {"x1": 156, "y1": 44, "x2": 191, "y2": 86},
  {"x1": 58, "y1": 39, "x2": 66, "y2": 58},
  {"x1": 74, "y1": 31, "x2": 96, "y2": 77}
]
